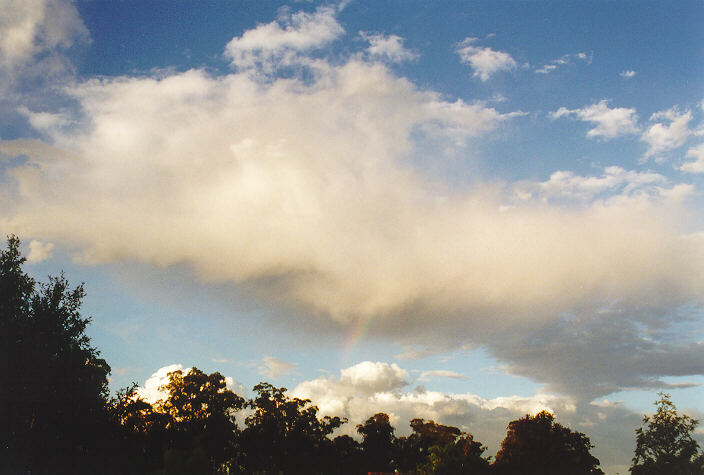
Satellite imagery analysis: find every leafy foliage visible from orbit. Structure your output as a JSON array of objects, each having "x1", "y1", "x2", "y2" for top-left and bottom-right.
[
  {"x1": 494, "y1": 410, "x2": 604, "y2": 475},
  {"x1": 239, "y1": 382, "x2": 345, "y2": 473},
  {"x1": 631, "y1": 393, "x2": 704, "y2": 474},
  {"x1": 1, "y1": 235, "x2": 112, "y2": 473}
]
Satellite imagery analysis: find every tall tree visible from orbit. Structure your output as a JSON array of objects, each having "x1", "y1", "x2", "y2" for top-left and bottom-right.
[
  {"x1": 0, "y1": 236, "x2": 112, "y2": 474},
  {"x1": 631, "y1": 393, "x2": 704, "y2": 474},
  {"x1": 357, "y1": 412, "x2": 398, "y2": 473},
  {"x1": 239, "y1": 382, "x2": 345, "y2": 474},
  {"x1": 494, "y1": 410, "x2": 603, "y2": 475},
  {"x1": 159, "y1": 368, "x2": 245, "y2": 473}
]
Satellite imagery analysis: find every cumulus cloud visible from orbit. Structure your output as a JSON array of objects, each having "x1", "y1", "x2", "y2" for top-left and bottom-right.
[
  {"x1": 224, "y1": 5, "x2": 343, "y2": 72},
  {"x1": 26, "y1": 239, "x2": 54, "y2": 263},
  {"x1": 551, "y1": 100, "x2": 639, "y2": 139},
  {"x1": 1, "y1": 7, "x2": 703, "y2": 403},
  {"x1": 456, "y1": 37, "x2": 517, "y2": 81},
  {"x1": 290, "y1": 361, "x2": 643, "y2": 473},
  {"x1": 259, "y1": 356, "x2": 298, "y2": 379},
  {"x1": 641, "y1": 107, "x2": 693, "y2": 160},
  {"x1": 680, "y1": 143, "x2": 704, "y2": 173},
  {"x1": 360, "y1": 32, "x2": 417, "y2": 63},
  {"x1": 535, "y1": 52, "x2": 592, "y2": 74}
]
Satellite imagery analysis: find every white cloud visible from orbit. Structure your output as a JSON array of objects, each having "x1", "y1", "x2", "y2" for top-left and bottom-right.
[
  {"x1": 224, "y1": 5, "x2": 343, "y2": 72},
  {"x1": 620, "y1": 70, "x2": 636, "y2": 78},
  {"x1": 0, "y1": 0, "x2": 87, "y2": 80},
  {"x1": 535, "y1": 52, "x2": 592, "y2": 74},
  {"x1": 1, "y1": 8, "x2": 703, "y2": 403},
  {"x1": 641, "y1": 107, "x2": 692, "y2": 160},
  {"x1": 136, "y1": 364, "x2": 246, "y2": 404},
  {"x1": 290, "y1": 361, "x2": 643, "y2": 473},
  {"x1": 360, "y1": 32, "x2": 418, "y2": 63},
  {"x1": 26, "y1": 239, "x2": 54, "y2": 263},
  {"x1": 259, "y1": 356, "x2": 297, "y2": 379},
  {"x1": 456, "y1": 37, "x2": 517, "y2": 82},
  {"x1": 551, "y1": 100, "x2": 640, "y2": 139},
  {"x1": 680, "y1": 143, "x2": 704, "y2": 173},
  {"x1": 418, "y1": 370, "x2": 467, "y2": 381},
  {"x1": 514, "y1": 166, "x2": 670, "y2": 203},
  {"x1": 136, "y1": 364, "x2": 187, "y2": 404},
  {"x1": 339, "y1": 361, "x2": 408, "y2": 393}
]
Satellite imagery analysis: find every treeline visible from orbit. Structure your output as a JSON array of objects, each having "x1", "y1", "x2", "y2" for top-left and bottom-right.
[{"x1": 2, "y1": 235, "x2": 703, "y2": 474}]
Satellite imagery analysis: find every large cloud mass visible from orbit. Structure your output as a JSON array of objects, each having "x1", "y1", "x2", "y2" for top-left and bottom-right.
[{"x1": 1, "y1": 5, "x2": 703, "y2": 401}]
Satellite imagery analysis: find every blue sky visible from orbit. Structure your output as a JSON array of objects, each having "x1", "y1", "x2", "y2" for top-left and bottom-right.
[{"x1": 1, "y1": 1, "x2": 703, "y2": 472}]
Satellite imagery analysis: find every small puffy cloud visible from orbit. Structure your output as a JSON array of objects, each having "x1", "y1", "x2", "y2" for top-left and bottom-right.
[
  {"x1": 680, "y1": 143, "x2": 704, "y2": 173},
  {"x1": 551, "y1": 100, "x2": 639, "y2": 139},
  {"x1": 340, "y1": 361, "x2": 409, "y2": 393},
  {"x1": 418, "y1": 370, "x2": 467, "y2": 381},
  {"x1": 26, "y1": 239, "x2": 54, "y2": 263},
  {"x1": 620, "y1": 70, "x2": 636, "y2": 78},
  {"x1": 641, "y1": 107, "x2": 692, "y2": 160},
  {"x1": 535, "y1": 52, "x2": 592, "y2": 74},
  {"x1": 259, "y1": 356, "x2": 297, "y2": 379},
  {"x1": 456, "y1": 37, "x2": 517, "y2": 82},
  {"x1": 360, "y1": 32, "x2": 418, "y2": 63},
  {"x1": 224, "y1": 5, "x2": 343, "y2": 72}
]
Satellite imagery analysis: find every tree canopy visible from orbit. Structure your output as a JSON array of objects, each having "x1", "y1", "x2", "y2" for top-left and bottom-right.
[
  {"x1": 1, "y1": 235, "x2": 112, "y2": 474},
  {"x1": 631, "y1": 393, "x2": 704, "y2": 474},
  {"x1": 5, "y1": 236, "x2": 697, "y2": 474},
  {"x1": 494, "y1": 410, "x2": 604, "y2": 475}
]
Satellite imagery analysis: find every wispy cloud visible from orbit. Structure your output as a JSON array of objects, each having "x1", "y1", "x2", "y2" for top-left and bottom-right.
[
  {"x1": 619, "y1": 70, "x2": 636, "y2": 79},
  {"x1": 259, "y1": 356, "x2": 297, "y2": 379},
  {"x1": 535, "y1": 52, "x2": 592, "y2": 74},
  {"x1": 418, "y1": 370, "x2": 467, "y2": 381}
]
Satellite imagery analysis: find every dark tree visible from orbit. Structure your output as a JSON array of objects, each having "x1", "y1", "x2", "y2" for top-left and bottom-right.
[
  {"x1": 160, "y1": 368, "x2": 245, "y2": 473},
  {"x1": 0, "y1": 236, "x2": 112, "y2": 474},
  {"x1": 494, "y1": 410, "x2": 604, "y2": 475},
  {"x1": 239, "y1": 382, "x2": 345, "y2": 474},
  {"x1": 357, "y1": 412, "x2": 398, "y2": 473},
  {"x1": 631, "y1": 393, "x2": 704, "y2": 474},
  {"x1": 398, "y1": 418, "x2": 462, "y2": 471},
  {"x1": 419, "y1": 433, "x2": 491, "y2": 474}
]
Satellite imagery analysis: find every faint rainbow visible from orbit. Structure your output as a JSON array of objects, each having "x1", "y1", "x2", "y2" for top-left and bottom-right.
[{"x1": 344, "y1": 314, "x2": 373, "y2": 351}]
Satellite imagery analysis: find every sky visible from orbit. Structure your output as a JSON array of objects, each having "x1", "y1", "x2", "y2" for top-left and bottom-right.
[{"x1": 1, "y1": 0, "x2": 703, "y2": 472}]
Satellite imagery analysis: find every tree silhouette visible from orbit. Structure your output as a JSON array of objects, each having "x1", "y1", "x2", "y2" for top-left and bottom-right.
[
  {"x1": 494, "y1": 410, "x2": 603, "y2": 475},
  {"x1": 239, "y1": 382, "x2": 345, "y2": 473},
  {"x1": 357, "y1": 412, "x2": 398, "y2": 473},
  {"x1": 0, "y1": 236, "x2": 112, "y2": 474},
  {"x1": 398, "y1": 418, "x2": 462, "y2": 471},
  {"x1": 419, "y1": 433, "x2": 491, "y2": 474},
  {"x1": 157, "y1": 367, "x2": 245, "y2": 473},
  {"x1": 630, "y1": 393, "x2": 704, "y2": 474}
]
